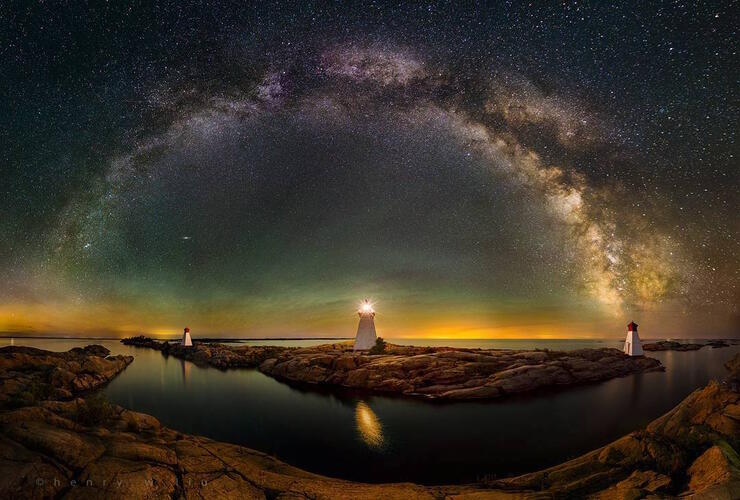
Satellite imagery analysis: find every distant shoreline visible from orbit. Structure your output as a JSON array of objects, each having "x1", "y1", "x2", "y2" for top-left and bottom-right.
[
  {"x1": 0, "y1": 335, "x2": 738, "y2": 342},
  {"x1": 0, "y1": 335, "x2": 354, "y2": 341}
]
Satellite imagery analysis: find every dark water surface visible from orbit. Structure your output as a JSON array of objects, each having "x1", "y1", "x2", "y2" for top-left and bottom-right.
[{"x1": 2, "y1": 337, "x2": 738, "y2": 484}]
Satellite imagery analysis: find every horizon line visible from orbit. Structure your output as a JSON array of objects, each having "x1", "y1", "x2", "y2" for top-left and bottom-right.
[{"x1": 1, "y1": 335, "x2": 738, "y2": 341}]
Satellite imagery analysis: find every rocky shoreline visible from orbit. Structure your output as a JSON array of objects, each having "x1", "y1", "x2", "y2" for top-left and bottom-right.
[
  {"x1": 643, "y1": 339, "x2": 730, "y2": 351},
  {"x1": 0, "y1": 345, "x2": 737, "y2": 499},
  {"x1": 121, "y1": 337, "x2": 664, "y2": 400},
  {"x1": 122, "y1": 335, "x2": 287, "y2": 369},
  {"x1": 0, "y1": 345, "x2": 132, "y2": 408},
  {"x1": 490, "y1": 356, "x2": 740, "y2": 498}
]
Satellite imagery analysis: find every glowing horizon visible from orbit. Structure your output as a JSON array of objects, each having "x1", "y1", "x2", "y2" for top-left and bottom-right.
[{"x1": 0, "y1": 295, "x2": 734, "y2": 340}]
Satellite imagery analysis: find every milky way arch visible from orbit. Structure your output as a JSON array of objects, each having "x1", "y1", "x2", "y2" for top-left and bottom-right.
[{"x1": 49, "y1": 45, "x2": 687, "y2": 322}]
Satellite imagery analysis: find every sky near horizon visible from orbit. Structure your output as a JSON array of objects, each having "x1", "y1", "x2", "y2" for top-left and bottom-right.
[{"x1": 1, "y1": 2, "x2": 738, "y2": 339}]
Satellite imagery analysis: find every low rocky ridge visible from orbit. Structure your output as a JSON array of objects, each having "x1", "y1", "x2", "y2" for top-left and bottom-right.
[
  {"x1": 643, "y1": 340, "x2": 730, "y2": 351},
  {"x1": 122, "y1": 337, "x2": 664, "y2": 400},
  {"x1": 259, "y1": 344, "x2": 663, "y2": 399},
  {"x1": 0, "y1": 345, "x2": 133, "y2": 408},
  {"x1": 122, "y1": 335, "x2": 287, "y2": 369},
  {"x1": 0, "y1": 348, "x2": 737, "y2": 499}
]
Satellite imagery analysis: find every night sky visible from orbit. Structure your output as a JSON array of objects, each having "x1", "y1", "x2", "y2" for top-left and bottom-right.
[{"x1": 1, "y1": 2, "x2": 737, "y2": 338}]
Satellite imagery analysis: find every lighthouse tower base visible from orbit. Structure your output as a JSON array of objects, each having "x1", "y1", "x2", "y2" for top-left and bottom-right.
[
  {"x1": 354, "y1": 315, "x2": 377, "y2": 351},
  {"x1": 182, "y1": 331, "x2": 193, "y2": 347},
  {"x1": 624, "y1": 331, "x2": 643, "y2": 356}
]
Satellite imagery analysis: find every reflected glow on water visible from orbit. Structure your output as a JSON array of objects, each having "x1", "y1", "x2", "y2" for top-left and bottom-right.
[{"x1": 355, "y1": 401, "x2": 384, "y2": 449}]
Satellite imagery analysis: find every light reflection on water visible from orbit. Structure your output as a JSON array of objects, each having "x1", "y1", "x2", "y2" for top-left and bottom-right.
[
  {"x1": 180, "y1": 359, "x2": 193, "y2": 386},
  {"x1": 355, "y1": 401, "x2": 385, "y2": 449},
  {"x1": 0, "y1": 337, "x2": 737, "y2": 484}
]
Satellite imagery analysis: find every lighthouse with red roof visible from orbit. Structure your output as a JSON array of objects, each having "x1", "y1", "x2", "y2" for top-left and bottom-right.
[
  {"x1": 623, "y1": 321, "x2": 643, "y2": 356},
  {"x1": 181, "y1": 327, "x2": 193, "y2": 347}
]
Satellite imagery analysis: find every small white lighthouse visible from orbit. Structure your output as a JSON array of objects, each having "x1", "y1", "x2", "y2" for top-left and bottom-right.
[
  {"x1": 354, "y1": 299, "x2": 377, "y2": 351},
  {"x1": 623, "y1": 321, "x2": 643, "y2": 356},
  {"x1": 181, "y1": 327, "x2": 193, "y2": 347}
]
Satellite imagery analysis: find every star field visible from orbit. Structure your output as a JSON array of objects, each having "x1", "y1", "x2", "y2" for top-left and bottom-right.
[{"x1": 1, "y1": 1, "x2": 737, "y2": 337}]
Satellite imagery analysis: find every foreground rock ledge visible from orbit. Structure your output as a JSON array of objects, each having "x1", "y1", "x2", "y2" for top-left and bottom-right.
[
  {"x1": 0, "y1": 349, "x2": 738, "y2": 499},
  {"x1": 122, "y1": 337, "x2": 664, "y2": 400}
]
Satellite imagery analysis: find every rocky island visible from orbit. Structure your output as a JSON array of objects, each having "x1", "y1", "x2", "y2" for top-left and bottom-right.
[
  {"x1": 121, "y1": 337, "x2": 663, "y2": 400},
  {"x1": 643, "y1": 340, "x2": 731, "y2": 351},
  {"x1": 0, "y1": 345, "x2": 737, "y2": 499}
]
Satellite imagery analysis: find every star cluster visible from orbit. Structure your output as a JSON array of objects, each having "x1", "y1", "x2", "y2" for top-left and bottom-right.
[{"x1": 1, "y1": 2, "x2": 737, "y2": 337}]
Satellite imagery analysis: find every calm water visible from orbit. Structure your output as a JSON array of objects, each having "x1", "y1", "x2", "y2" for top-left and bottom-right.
[{"x1": 1, "y1": 337, "x2": 738, "y2": 484}]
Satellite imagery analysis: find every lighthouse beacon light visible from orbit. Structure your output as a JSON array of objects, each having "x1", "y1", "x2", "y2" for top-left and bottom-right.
[{"x1": 359, "y1": 300, "x2": 374, "y2": 315}]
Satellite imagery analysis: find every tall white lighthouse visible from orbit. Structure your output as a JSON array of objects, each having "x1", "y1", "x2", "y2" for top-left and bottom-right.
[
  {"x1": 623, "y1": 321, "x2": 643, "y2": 356},
  {"x1": 354, "y1": 299, "x2": 377, "y2": 351}
]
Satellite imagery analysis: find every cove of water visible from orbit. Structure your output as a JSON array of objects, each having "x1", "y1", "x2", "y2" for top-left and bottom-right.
[{"x1": 2, "y1": 337, "x2": 737, "y2": 485}]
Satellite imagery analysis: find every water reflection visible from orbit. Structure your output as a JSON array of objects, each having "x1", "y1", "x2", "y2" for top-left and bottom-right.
[
  {"x1": 355, "y1": 401, "x2": 385, "y2": 449},
  {"x1": 630, "y1": 372, "x2": 643, "y2": 405},
  {"x1": 180, "y1": 359, "x2": 193, "y2": 386}
]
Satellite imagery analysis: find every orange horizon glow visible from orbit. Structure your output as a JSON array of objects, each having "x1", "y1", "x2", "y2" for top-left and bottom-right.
[{"x1": 1, "y1": 298, "x2": 736, "y2": 340}]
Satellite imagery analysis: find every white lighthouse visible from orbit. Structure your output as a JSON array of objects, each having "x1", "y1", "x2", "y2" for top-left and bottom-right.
[
  {"x1": 623, "y1": 321, "x2": 643, "y2": 356},
  {"x1": 354, "y1": 299, "x2": 377, "y2": 351},
  {"x1": 181, "y1": 327, "x2": 193, "y2": 347}
]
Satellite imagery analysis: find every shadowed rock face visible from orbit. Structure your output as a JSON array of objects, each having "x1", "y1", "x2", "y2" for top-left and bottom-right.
[
  {"x1": 121, "y1": 338, "x2": 664, "y2": 400},
  {"x1": 0, "y1": 346, "x2": 738, "y2": 499},
  {"x1": 0, "y1": 345, "x2": 133, "y2": 408}
]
